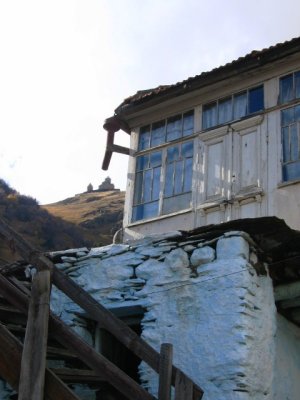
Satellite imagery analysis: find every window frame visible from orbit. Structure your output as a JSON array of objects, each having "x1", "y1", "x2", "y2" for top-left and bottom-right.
[
  {"x1": 202, "y1": 84, "x2": 264, "y2": 130},
  {"x1": 132, "y1": 110, "x2": 195, "y2": 223}
]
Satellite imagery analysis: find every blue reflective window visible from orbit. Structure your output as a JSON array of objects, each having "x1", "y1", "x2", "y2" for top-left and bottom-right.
[
  {"x1": 182, "y1": 141, "x2": 193, "y2": 158},
  {"x1": 233, "y1": 92, "x2": 247, "y2": 120},
  {"x1": 174, "y1": 160, "x2": 183, "y2": 194},
  {"x1": 203, "y1": 102, "x2": 217, "y2": 129},
  {"x1": 150, "y1": 151, "x2": 162, "y2": 168},
  {"x1": 280, "y1": 74, "x2": 293, "y2": 104},
  {"x1": 296, "y1": 72, "x2": 300, "y2": 99},
  {"x1": 136, "y1": 155, "x2": 149, "y2": 171},
  {"x1": 167, "y1": 115, "x2": 182, "y2": 141},
  {"x1": 151, "y1": 121, "x2": 165, "y2": 147},
  {"x1": 248, "y1": 86, "x2": 264, "y2": 114},
  {"x1": 218, "y1": 97, "x2": 232, "y2": 124},
  {"x1": 202, "y1": 85, "x2": 264, "y2": 130},
  {"x1": 167, "y1": 146, "x2": 179, "y2": 162},
  {"x1": 138, "y1": 126, "x2": 150, "y2": 150},
  {"x1": 281, "y1": 106, "x2": 300, "y2": 182},
  {"x1": 183, "y1": 111, "x2": 194, "y2": 136}
]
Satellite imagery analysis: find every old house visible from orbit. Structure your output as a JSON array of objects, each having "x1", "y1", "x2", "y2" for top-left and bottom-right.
[
  {"x1": 102, "y1": 36, "x2": 300, "y2": 241},
  {"x1": 1, "y1": 38, "x2": 300, "y2": 400}
]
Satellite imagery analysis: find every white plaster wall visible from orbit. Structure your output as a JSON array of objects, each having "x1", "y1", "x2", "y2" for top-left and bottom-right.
[
  {"x1": 272, "y1": 314, "x2": 300, "y2": 400},
  {"x1": 47, "y1": 232, "x2": 279, "y2": 400}
]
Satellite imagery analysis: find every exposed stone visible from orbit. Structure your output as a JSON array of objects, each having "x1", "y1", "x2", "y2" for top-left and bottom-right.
[
  {"x1": 190, "y1": 246, "x2": 215, "y2": 267},
  {"x1": 217, "y1": 236, "x2": 249, "y2": 260}
]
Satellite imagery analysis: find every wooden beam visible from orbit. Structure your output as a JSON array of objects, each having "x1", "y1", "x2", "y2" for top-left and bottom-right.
[
  {"x1": 274, "y1": 281, "x2": 300, "y2": 301},
  {"x1": 0, "y1": 218, "x2": 204, "y2": 399},
  {"x1": 158, "y1": 343, "x2": 173, "y2": 400},
  {"x1": 0, "y1": 323, "x2": 81, "y2": 400},
  {"x1": 18, "y1": 269, "x2": 51, "y2": 400},
  {"x1": 175, "y1": 370, "x2": 193, "y2": 400},
  {"x1": 0, "y1": 273, "x2": 155, "y2": 400},
  {"x1": 50, "y1": 367, "x2": 105, "y2": 383}
]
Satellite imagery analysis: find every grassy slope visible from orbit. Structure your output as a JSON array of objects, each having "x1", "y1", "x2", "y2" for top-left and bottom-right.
[{"x1": 42, "y1": 190, "x2": 125, "y2": 247}]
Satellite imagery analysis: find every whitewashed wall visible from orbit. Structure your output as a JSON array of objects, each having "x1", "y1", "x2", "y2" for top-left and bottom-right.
[{"x1": 48, "y1": 232, "x2": 287, "y2": 399}]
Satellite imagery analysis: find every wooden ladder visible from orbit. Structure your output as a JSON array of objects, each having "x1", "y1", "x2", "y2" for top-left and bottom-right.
[{"x1": 0, "y1": 218, "x2": 204, "y2": 400}]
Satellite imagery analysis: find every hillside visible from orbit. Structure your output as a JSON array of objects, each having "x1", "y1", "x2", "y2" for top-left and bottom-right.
[
  {"x1": 43, "y1": 190, "x2": 125, "y2": 247},
  {"x1": 0, "y1": 179, "x2": 125, "y2": 265}
]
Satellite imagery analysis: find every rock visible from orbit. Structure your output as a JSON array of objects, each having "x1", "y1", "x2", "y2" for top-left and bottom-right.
[
  {"x1": 217, "y1": 236, "x2": 249, "y2": 260},
  {"x1": 164, "y1": 248, "x2": 190, "y2": 272},
  {"x1": 190, "y1": 246, "x2": 215, "y2": 267}
]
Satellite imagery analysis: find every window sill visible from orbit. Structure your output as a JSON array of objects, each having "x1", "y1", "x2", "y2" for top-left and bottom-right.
[
  {"x1": 127, "y1": 207, "x2": 193, "y2": 227},
  {"x1": 278, "y1": 179, "x2": 300, "y2": 189}
]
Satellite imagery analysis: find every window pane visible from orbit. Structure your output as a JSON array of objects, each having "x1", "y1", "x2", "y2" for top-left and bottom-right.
[
  {"x1": 281, "y1": 108, "x2": 294, "y2": 126},
  {"x1": 282, "y1": 127, "x2": 290, "y2": 163},
  {"x1": 167, "y1": 115, "x2": 182, "y2": 141},
  {"x1": 150, "y1": 151, "x2": 162, "y2": 168},
  {"x1": 133, "y1": 172, "x2": 143, "y2": 204},
  {"x1": 132, "y1": 202, "x2": 158, "y2": 221},
  {"x1": 151, "y1": 121, "x2": 165, "y2": 147},
  {"x1": 183, "y1": 157, "x2": 193, "y2": 192},
  {"x1": 167, "y1": 145, "x2": 179, "y2": 162},
  {"x1": 143, "y1": 170, "x2": 152, "y2": 203},
  {"x1": 162, "y1": 193, "x2": 191, "y2": 214},
  {"x1": 203, "y1": 103, "x2": 217, "y2": 129},
  {"x1": 152, "y1": 167, "x2": 161, "y2": 200},
  {"x1": 182, "y1": 141, "x2": 193, "y2": 158},
  {"x1": 183, "y1": 111, "x2": 194, "y2": 136},
  {"x1": 233, "y1": 92, "x2": 247, "y2": 120},
  {"x1": 283, "y1": 161, "x2": 300, "y2": 182},
  {"x1": 164, "y1": 164, "x2": 174, "y2": 197},
  {"x1": 218, "y1": 97, "x2": 232, "y2": 124},
  {"x1": 295, "y1": 71, "x2": 300, "y2": 99},
  {"x1": 291, "y1": 124, "x2": 299, "y2": 162},
  {"x1": 174, "y1": 160, "x2": 183, "y2": 194},
  {"x1": 138, "y1": 126, "x2": 150, "y2": 150},
  {"x1": 280, "y1": 75, "x2": 293, "y2": 104},
  {"x1": 295, "y1": 105, "x2": 300, "y2": 122},
  {"x1": 248, "y1": 86, "x2": 264, "y2": 113},
  {"x1": 136, "y1": 155, "x2": 149, "y2": 171}
]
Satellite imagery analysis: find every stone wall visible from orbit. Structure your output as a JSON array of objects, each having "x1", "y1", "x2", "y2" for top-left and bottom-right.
[
  {"x1": 47, "y1": 230, "x2": 278, "y2": 399},
  {"x1": 3, "y1": 229, "x2": 298, "y2": 399}
]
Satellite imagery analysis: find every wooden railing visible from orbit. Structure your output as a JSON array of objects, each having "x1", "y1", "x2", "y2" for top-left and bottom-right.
[{"x1": 0, "y1": 218, "x2": 204, "y2": 400}]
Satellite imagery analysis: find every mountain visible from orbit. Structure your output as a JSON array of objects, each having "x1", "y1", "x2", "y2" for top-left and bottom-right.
[
  {"x1": 42, "y1": 190, "x2": 125, "y2": 247},
  {"x1": 0, "y1": 179, "x2": 124, "y2": 265}
]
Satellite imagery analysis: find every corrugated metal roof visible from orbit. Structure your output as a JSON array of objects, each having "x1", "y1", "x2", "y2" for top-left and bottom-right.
[{"x1": 115, "y1": 36, "x2": 300, "y2": 115}]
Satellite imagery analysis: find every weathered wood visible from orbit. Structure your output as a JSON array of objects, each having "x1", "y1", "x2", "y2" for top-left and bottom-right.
[
  {"x1": 50, "y1": 367, "x2": 105, "y2": 383},
  {"x1": 18, "y1": 269, "x2": 51, "y2": 400},
  {"x1": 175, "y1": 370, "x2": 193, "y2": 400},
  {"x1": 0, "y1": 218, "x2": 204, "y2": 399},
  {"x1": 158, "y1": 343, "x2": 173, "y2": 400},
  {"x1": 0, "y1": 273, "x2": 155, "y2": 400},
  {"x1": 0, "y1": 322, "x2": 81, "y2": 400}
]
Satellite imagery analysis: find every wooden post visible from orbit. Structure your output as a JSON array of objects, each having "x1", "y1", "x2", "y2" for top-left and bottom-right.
[
  {"x1": 175, "y1": 370, "x2": 193, "y2": 400},
  {"x1": 18, "y1": 269, "x2": 51, "y2": 400},
  {"x1": 0, "y1": 274, "x2": 155, "y2": 400},
  {"x1": 0, "y1": 323, "x2": 81, "y2": 400},
  {"x1": 158, "y1": 343, "x2": 173, "y2": 400}
]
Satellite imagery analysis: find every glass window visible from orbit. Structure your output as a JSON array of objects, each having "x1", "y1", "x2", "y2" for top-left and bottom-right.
[
  {"x1": 183, "y1": 111, "x2": 194, "y2": 136},
  {"x1": 138, "y1": 126, "x2": 150, "y2": 150},
  {"x1": 151, "y1": 121, "x2": 165, "y2": 147},
  {"x1": 281, "y1": 106, "x2": 300, "y2": 182},
  {"x1": 203, "y1": 103, "x2": 217, "y2": 129},
  {"x1": 202, "y1": 85, "x2": 264, "y2": 130},
  {"x1": 218, "y1": 97, "x2": 232, "y2": 124},
  {"x1": 248, "y1": 86, "x2": 264, "y2": 114},
  {"x1": 233, "y1": 92, "x2": 247, "y2": 120},
  {"x1": 167, "y1": 115, "x2": 182, "y2": 141},
  {"x1": 280, "y1": 70, "x2": 300, "y2": 104}
]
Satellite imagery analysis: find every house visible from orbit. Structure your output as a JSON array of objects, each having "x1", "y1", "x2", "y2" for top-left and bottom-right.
[{"x1": 102, "y1": 36, "x2": 300, "y2": 242}]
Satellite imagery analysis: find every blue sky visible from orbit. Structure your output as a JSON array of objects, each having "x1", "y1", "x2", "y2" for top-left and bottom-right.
[{"x1": 0, "y1": 0, "x2": 300, "y2": 204}]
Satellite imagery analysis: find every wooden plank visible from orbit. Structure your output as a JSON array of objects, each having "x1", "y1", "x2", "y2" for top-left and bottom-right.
[
  {"x1": 0, "y1": 323, "x2": 81, "y2": 400},
  {"x1": 0, "y1": 273, "x2": 156, "y2": 400},
  {"x1": 50, "y1": 367, "x2": 105, "y2": 383},
  {"x1": 175, "y1": 370, "x2": 193, "y2": 400},
  {"x1": 158, "y1": 343, "x2": 173, "y2": 400},
  {"x1": 18, "y1": 269, "x2": 51, "y2": 400},
  {"x1": 0, "y1": 219, "x2": 204, "y2": 398}
]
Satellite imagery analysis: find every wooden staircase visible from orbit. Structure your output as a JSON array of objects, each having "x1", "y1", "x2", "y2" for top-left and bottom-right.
[{"x1": 0, "y1": 218, "x2": 204, "y2": 400}]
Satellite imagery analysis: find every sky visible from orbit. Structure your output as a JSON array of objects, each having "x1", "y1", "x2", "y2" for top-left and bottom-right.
[{"x1": 0, "y1": 0, "x2": 300, "y2": 205}]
